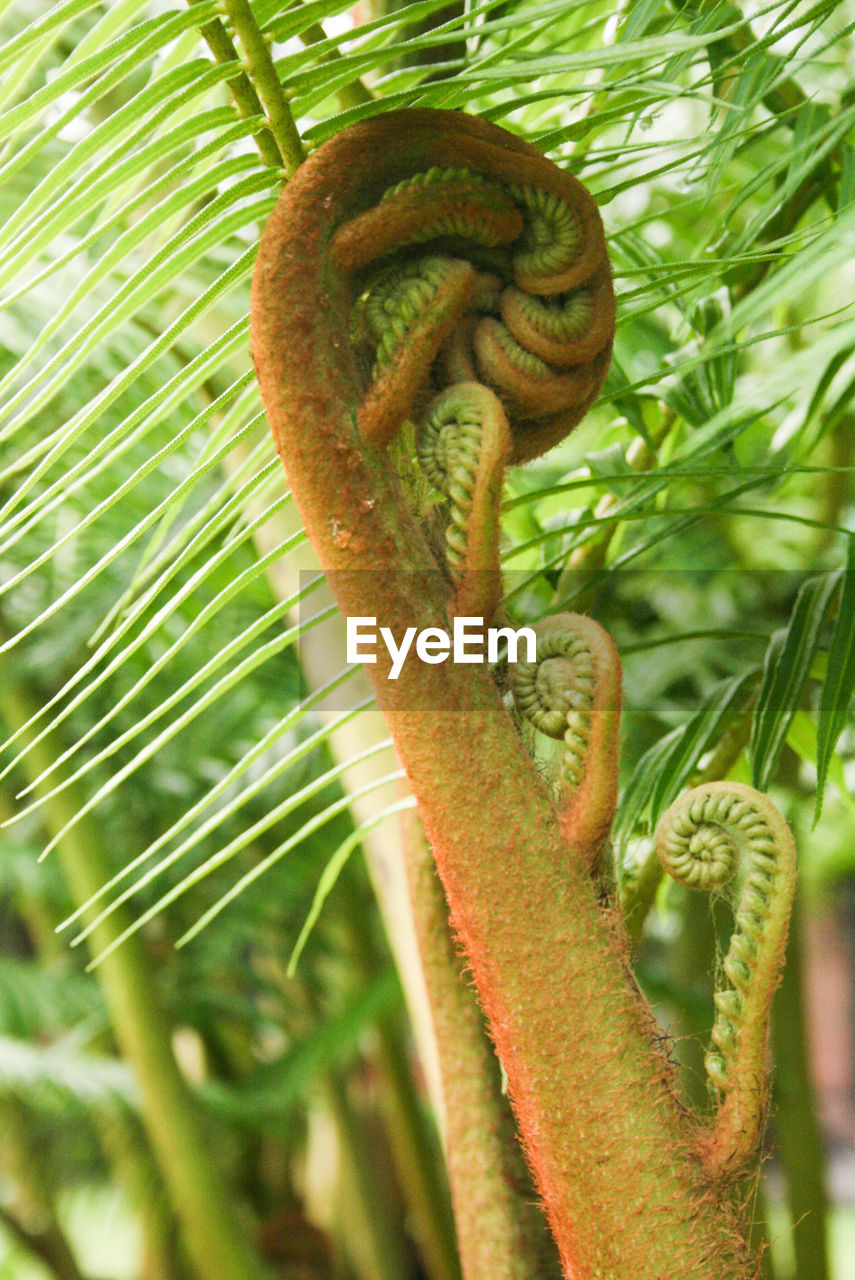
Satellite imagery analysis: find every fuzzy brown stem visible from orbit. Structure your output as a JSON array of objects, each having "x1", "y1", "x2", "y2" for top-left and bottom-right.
[
  {"x1": 251, "y1": 107, "x2": 756, "y2": 1279},
  {"x1": 401, "y1": 806, "x2": 562, "y2": 1280}
]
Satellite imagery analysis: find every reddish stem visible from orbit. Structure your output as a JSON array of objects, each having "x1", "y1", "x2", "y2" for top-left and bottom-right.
[{"x1": 251, "y1": 108, "x2": 756, "y2": 1280}]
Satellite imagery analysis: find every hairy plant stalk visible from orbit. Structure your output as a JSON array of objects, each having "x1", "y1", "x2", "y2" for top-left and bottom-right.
[
  {"x1": 401, "y1": 807, "x2": 562, "y2": 1280},
  {"x1": 251, "y1": 107, "x2": 772, "y2": 1278},
  {"x1": 0, "y1": 674, "x2": 271, "y2": 1280}
]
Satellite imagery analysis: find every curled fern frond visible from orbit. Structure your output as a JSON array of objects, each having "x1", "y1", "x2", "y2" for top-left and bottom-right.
[
  {"x1": 511, "y1": 613, "x2": 621, "y2": 866},
  {"x1": 416, "y1": 381, "x2": 510, "y2": 619},
  {"x1": 319, "y1": 110, "x2": 614, "y2": 466},
  {"x1": 656, "y1": 781, "x2": 796, "y2": 1178}
]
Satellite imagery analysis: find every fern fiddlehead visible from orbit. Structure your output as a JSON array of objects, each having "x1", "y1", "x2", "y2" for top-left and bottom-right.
[
  {"x1": 510, "y1": 613, "x2": 621, "y2": 868},
  {"x1": 415, "y1": 382, "x2": 510, "y2": 619},
  {"x1": 332, "y1": 132, "x2": 614, "y2": 454},
  {"x1": 252, "y1": 108, "x2": 761, "y2": 1279},
  {"x1": 657, "y1": 781, "x2": 797, "y2": 1178}
]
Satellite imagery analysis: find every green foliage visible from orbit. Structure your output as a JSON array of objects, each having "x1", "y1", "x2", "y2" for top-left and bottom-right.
[
  {"x1": 0, "y1": 0, "x2": 852, "y2": 936},
  {"x1": 0, "y1": 1, "x2": 854, "y2": 1275}
]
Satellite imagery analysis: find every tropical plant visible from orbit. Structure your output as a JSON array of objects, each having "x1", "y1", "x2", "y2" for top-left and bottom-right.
[{"x1": 0, "y1": 1, "x2": 853, "y2": 1279}]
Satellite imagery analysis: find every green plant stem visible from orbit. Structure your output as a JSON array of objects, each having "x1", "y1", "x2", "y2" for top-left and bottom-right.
[
  {"x1": 372, "y1": 1013, "x2": 463, "y2": 1280},
  {"x1": 340, "y1": 894, "x2": 460, "y2": 1280},
  {"x1": 219, "y1": 439, "x2": 446, "y2": 1118},
  {"x1": 100, "y1": 1114, "x2": 192, "y2": 1280},
  {"x1": 0, "y1": 793, "x2": 189, "y2": 1280},
  {"x1": 0, "y1": 1098, "x2": 87, "y2": 1280},
  {"x1": 223, "y1": 0, "x2": 306, "y2": 177},
  {"x1": 0, "y1": 1201, "x2": 85, "y2": 1280},
  {"x1": 729, "y1": 171, "x2": 832, "y2": 299},
  {"x1": 217, "y1": 457, "x2": 458, "y2": 1272},
  {"x1": 669, "y1": 0, "x2": 839, "y2": 296},
  {"x1": 817, "y1": 413, "x2": 854, "y2": 551},
  {"x1": 0, "y1": 674, "x2": 271, "y2": 1280},
  {"x1": 555, "y1": 411, "x2": 675, "y2": 603},
  {"x1": 191, "y1": 3, "x2": 283, "y2": 169},
  {"x1": 670, "y1": 0, "x2": 807, "y2": 120},
  {"x1": 296, "y1": 12, "x2": 373, "y2": 109},
  {"x1": 362, "y1": 0, "x2": 466, "y2": 84},
  {"x1": 324, "y1": 1074, "x2": 412, "y2": 1280},
  {"x1": 770, "y1": 889, "x2": 830, "y2": 1280}
]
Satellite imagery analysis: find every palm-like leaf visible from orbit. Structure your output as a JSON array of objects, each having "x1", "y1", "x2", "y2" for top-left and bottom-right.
[{"x1": 1, "y1": 0, "x2": 852, "y2": 970}]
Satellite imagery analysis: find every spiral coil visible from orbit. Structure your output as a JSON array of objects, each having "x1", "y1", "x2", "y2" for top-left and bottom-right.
[
  {"x1": 510, "y1": 620, "x2": 598, "y2": 789},
  {"x1": 342, "y1": 159, "x2": 614, "y2": 465},
  {"x1": 657, "y1": 782, "x2": 796, "y2": 1176},
  {"x1": 509, "y1": 614, "x2": 622, "y2": 863}
]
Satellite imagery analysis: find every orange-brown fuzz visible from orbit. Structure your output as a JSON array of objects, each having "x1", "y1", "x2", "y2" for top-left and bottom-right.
[
  {"x1": 401, "y1": 807, "x2": 563, "y2": 1280},
  {"x1": 473, "y1": 318, "x2": 594, "y2": 415},
  {"x1": 251, "y1": 109, "x2": 756, "y2": 1279},
  {"x1": 500, "y1": 266, "x2": 616, "y2": 366}
]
